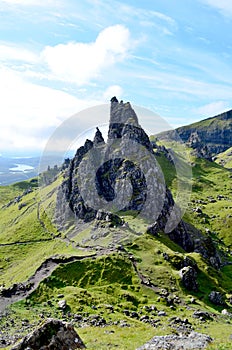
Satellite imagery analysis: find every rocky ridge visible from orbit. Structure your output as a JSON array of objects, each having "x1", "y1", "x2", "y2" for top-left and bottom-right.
[{"x1": 157, "y1": 109, "x2": 232, "y2": 158}]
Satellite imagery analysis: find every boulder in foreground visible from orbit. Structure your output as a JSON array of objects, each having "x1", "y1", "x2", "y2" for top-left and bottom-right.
[
  {"x1": 11, "y1": 318, "x2": 85, "y2": 350},
  {"x1": 137, "y1": 331, "x2": 212, "y2": 349}
]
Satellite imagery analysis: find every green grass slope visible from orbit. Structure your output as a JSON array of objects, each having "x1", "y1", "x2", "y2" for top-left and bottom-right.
[
  {"x1": 0, "y1": 177, "x2": 92, "y2": 288},
  {"x1": 214, "y1": 147, "x2": 232, "y2": 170},
  {"x1": 0, "y1": 156, "x2": 232, "y2": 349}
]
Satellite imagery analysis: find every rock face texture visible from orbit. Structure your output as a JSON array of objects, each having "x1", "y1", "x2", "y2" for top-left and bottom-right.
[
  {"x1": 137, "y1": 331, "x2": 213, "y2": 350},
  {"x1": 57, "y1": 98, "x2": 188, "y2": 245},
  {"x1": 158, "y1": 109, "x2": 232, "y2": 157},
  {"x1": 179, "y1": 266, "x2": 198, "y2": 291},
  {"x1": 56, "y1": 97, "x2": 221, "y2": 267},
  {"x1": 11, "y1": 318, "x2": 85, "y2": 350}
]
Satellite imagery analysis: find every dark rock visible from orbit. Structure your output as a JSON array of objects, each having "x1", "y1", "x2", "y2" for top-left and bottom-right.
[
  {"x1": 57, "y1": 294, "x2": 64, "y2": 298},
  {"x1": 179, "y1": 266, "x2": 198, "y2": 291},
  {"x1": 157, "y1": 311, "x2": 167, "y2": 317},
  {"x1": 11, "y1": 318, "x2": 85, "y2": 349},
  {"x1": 140, "y1": 315, "x2": 149, "y2": 322},
  {"x1": 193, "y1": 235, "x2": 221, "y2": 269},
  {"x1": 187, "y1": 131, "x2": 212, "y2": 160},
  {"x1": 194, "y1": 207, "x2": 203, "y2": 214},
  {"x1": 93, "y1": 127, "x2": 105, "y2": 146},
  {"x1": 110, "y1": 96, "x2": 118, "y2": 103},
  {"x1": 167, "y1": 221, "x2": 194, "y2": 253},
  {"x1": 56, "y1": 97, "x2": 176, "y2": 236},
  {"x1": 146, "y1": 222, "x2": 159, "y2": 236},
  {"x1": 18, "y1": 203, "x2": 27, "y2": 210},
  {"x1": 209, "y1": 291, "x2": 225, "y2": 305},
  {"x1": 192, "y1": 311, "x2": 211, "y2": 320},
  {"x1": 123, "y1": 309, "x2": 130, "y2": 316},
  {"x1": 73, "y1": 314, "x2": 82, "y2": 321},
  {"x1": 162, "y1": 252, "x2": 169, "y2": 261}
]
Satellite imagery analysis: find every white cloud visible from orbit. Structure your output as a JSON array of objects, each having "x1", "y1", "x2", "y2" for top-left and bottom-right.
[
  {"x1": 0, "y1": 25, "x2": 134, "y2": 153},
  {"x1": 0, "y1": 43, "x2": 38, "y2": 63},
  {"x1": 194, "y1": 101, "x2": 229, "y2": 118},
  {"x1": 42, "y1": 25, "x2": 132, "y2": 85},
  {"x1": 200, "y1": 0, "x2": 232, "y2": 17},
  {"x1": 0, "y1": 67, "x2": 101, "y2": 153},
  {"x1": 103, "y1": 85, "x2": 123, "y2": 101}
]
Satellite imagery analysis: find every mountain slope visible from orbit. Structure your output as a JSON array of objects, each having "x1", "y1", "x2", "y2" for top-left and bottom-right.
[
  {"x1": 0, "y1": 100, "x2": 232, "y2": 349},
  {"x1": 214, "y1": 146, "x2": 232, "y2": 169},
  {"x1": 157, "y1": 109, "x2": 232, "y2": 158}
]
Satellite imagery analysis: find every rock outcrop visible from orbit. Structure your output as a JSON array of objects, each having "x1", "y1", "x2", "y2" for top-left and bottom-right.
[
  {"x1": 158, "y1": 109, "x2": 232, "y2": 158},
  {"x1": 11, "y1": 318, "x2": 85, "y2": 350},
  {"x1": 187, "y1": 131, "x2": 211, "y2": 160},
  {"x1": 137, "y1": 331, "x2": 213, "y2": 350},
  {"x1": 56, "y1": 97, "x2": 221, "y2": 268},
  {"x1": 209, "y1": 291, "x2": 225, "y2": 306},
  {"x1": 56, "y1": 98, "x2": 190, "y2": 245},
  {"x1": 179, "y1": 266, "x2": 198, "y2": 291}
]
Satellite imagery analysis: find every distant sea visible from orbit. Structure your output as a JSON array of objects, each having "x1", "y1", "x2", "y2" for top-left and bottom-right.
[
  {"x1": 0, "y1": 155, "x2": 64, "y2": 186},
  {"x1": 0, "y1": 156, "x2": 40, "y2": 186}
]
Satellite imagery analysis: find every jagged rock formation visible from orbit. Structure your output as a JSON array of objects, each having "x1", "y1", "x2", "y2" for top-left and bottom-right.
[
  {"x1": 56, "y1": 97, "x2": 221, "y2": 268},
  {"x1": 11, "y1": 318, "x2": 85, "y2": 350},
  {"x1": 157, "y1": 109, "x2": 232, "y2": 158}
]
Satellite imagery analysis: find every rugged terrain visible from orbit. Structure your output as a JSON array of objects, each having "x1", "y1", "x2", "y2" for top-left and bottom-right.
[{"x1": 0, "y1": 99, "x2": 232, "y2": 349}]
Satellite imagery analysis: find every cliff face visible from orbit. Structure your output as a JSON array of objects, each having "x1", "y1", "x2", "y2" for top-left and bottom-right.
[
  {"x1": 158, "y1": 110, "x2": 232, "y2": 158},
  {"x1": 56, "y1": 97, "x2": 221, "y2": 267},
  {"x1": 57, "y1": 98, "x2": 172, "y2": 228}
]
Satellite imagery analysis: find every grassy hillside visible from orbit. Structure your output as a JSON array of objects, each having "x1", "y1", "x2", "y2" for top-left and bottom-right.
[
  {"x1": 155, "y1": 143, "x2": 232, "y2": 248},
  {"x1": 0, "y1": 153, "x2": 232, "y2": 349},
  {"x1": 214, "y1": 147, "x2": 232, "y2": 170}
]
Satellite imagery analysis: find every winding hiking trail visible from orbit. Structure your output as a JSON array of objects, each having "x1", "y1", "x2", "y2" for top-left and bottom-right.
[
  {"x1": 0, "y1": 196, "x2": 161, "y2": 312},
  {"x1": 0, "y1": 252, "x2": 93, "y2": 312},
  {"x1": 0, "y1": 243, "x2": 161, "y2": 313}
]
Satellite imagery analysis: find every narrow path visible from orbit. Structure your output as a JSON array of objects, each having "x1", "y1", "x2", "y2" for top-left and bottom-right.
[
  {"x1": 0, "y1": 253, "x2": 97, "y2": 312},
  {"x1": 0, "y1": 242, "x2": 161, "y2": 313},
  {"x1": 0, "y1": 239, "x2": 53, "y2": 247}
]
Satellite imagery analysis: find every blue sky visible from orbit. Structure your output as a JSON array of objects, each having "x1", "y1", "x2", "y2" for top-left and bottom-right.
[{"x1": 1, "y1": 0, "x2": 232, "y2": 155}]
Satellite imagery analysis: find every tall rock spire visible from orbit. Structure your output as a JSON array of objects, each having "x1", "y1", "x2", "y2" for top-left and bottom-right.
[
  {"x1": 109, "y1": 96, "x2": 139, "y2": 126},
  {"x1": 93, "y1": 127, "x2": 105, "y2": 146}
]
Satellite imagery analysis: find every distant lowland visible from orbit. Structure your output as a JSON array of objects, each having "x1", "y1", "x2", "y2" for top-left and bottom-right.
[
  {"x1": 0, "y1": 156, "x2": 40, "y2": 185},
  {"x1": 0, "y1": 155, "x2": 63, "y2": 186}
]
